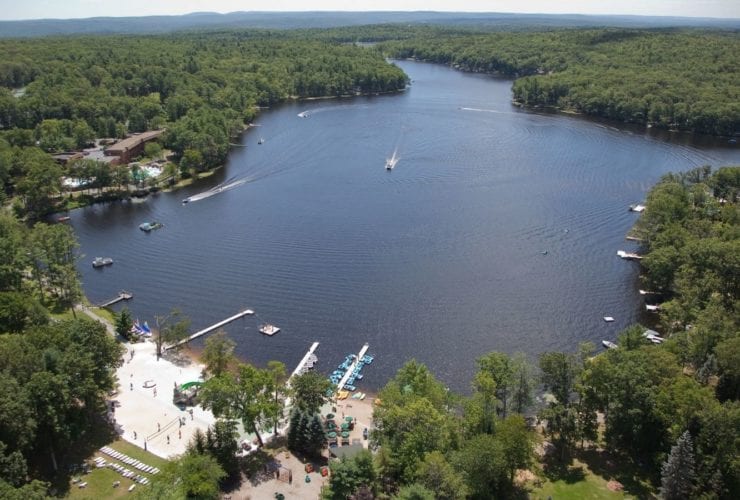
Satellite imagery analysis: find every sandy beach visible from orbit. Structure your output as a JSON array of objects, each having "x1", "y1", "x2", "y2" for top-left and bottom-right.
[{"x1": 111, "y1": 339, "x2": 217, "y2": 459}]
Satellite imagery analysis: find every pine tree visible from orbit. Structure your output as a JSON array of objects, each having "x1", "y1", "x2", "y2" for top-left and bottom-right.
[
  {"x1": 287, "y1": 410, "x2": 302, "y2": 452},
  {"x1": 660, "y1": 430, "x2": 696, "y2": 500},
  {"x1": 306, "y1": 413, "x2": 327, "y2": 458}
]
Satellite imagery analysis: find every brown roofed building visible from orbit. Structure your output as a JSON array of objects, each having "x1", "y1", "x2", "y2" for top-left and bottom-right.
[{"x1": 105, "y1": 130, "x2": 164, "y2": 164}]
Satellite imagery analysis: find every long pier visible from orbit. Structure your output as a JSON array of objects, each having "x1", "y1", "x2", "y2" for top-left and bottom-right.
[
  {"x1": 98, "y1": 291, "x2": 133, "y2": 308},
  {"x1": 336, "y1": 343, "x2": 369, "y2": 391},
  {"x1": 165, "y1": 308, "x2": 254, "y2": 350},
  {"x1": 289, "y1": 342, "x2": 320, "y2": 380}
]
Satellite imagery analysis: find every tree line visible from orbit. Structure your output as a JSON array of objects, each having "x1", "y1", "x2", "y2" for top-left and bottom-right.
[{"x1": 380, "y1": 28, "x2": 739, "y2": 136}]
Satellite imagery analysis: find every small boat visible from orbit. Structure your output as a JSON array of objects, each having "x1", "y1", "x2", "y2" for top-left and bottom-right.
[
  {"x1": 617, "y1": 250, "x2": 643, "y2": 260},
  {"x1": 258, "y1": 137, "x2": 265, "y2": 145},
  {"x1": 602, "y1": 340, "x2": 618, "y2": 350},
  {"x1": 629, "y1": 204, "x2": 646, "y2": 213},
  {"x1": 385, "y1": 148, "x2": 399, "y2": 170},
  {"x1": 645, "y1": 304, "x2": 661, "y2": 312},
  {"x1": 57, "y1": 215, "x2": 71, "y2": 222},
  {"x1": 139, "y1": 221, "x2": 163, "y2": 232},
  {"x1": 182, "y1": 198, "x2": 190, "y2": 204},
  {"x1": 259, "y1": 324, "x2": 280, "y2": 336},
  {"x1": 603, "y1": 316, "x2": 615, "y2": 322},
  {"x1": 92, "y1": 257, "x2": 113, "y2": 268}
]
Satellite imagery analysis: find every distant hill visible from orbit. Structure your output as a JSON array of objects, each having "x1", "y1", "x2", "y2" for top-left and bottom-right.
[{"x1": 0, "y1": 10, "x2": 738, "y2": 38}]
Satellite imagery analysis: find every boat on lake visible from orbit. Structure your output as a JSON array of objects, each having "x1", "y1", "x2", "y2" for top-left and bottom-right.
[
  {"x1": 258, "y1": 137, "x2": 265, "y2": 144},
  {"x1": 385, "y1": 148, "x2": 399, "y2": 170},
  {"x1": 602, "y1": 340, "x2": 618, "y2": 349},
  {"x1": 57, "y1": 215, "x2": 71, "y2": 222},
  {"x1": 603, "y1": 316, "x2": 615, "y2": 322},
  {"x1": 139, "y1": 221, "x2": 163, "y2": 232},
  {"x1": 92, "y1": 257, "x2": 113, "y2": 268},
  {"x1": 629, "y1": 204, "x2": 646, "y2": 212},
  {"x1": 617, "y1": 250, "x2": 642, "y2": 260},
  {"x1": 259, "y1": 323, "x2": 280, "y2": 336}
]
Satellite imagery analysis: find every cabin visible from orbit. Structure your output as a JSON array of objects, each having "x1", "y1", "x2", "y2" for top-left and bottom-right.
[{"x1": 104, "y1": 130, "x2": 164, "y2": 164}]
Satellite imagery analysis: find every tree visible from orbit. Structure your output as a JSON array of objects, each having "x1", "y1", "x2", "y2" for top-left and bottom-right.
[
  {"x1": 393, "y1": 483, "x2": 435, "y2": 500},
  {"x1": 325, "y1": 449, "x2": 377, "y2": 500},
  {"x1": 153, "y1": 309, "x2": 191, "y2": 359},
  {"x1": 115, "y1": 307, "x2": 133, "y2": 340},
  {"x1": 265, "y1": 360, "x2": 287, "y2": 435},
  {"x1": 201, "y1": 330, "x2": 235, "y2": 378},
  {"x1": 497, "y1": 415, "x2": 536, "y2": 485},
  {"x1": 152, "y1": 452, "x2": 225, "y2": 500},
  {"x1": 203, "y1": 420, "x2": 239, "y2": 481},
  {"x1": 415, "y1": 451, "x2": 467, "y2": 500},
  {"x1": 660, "y1": 430, "x2": 696, "y2": 500},
  {"x1": 199, "y1": 363, "x2": 270, "y2": 447},
  {"x1": 453, "y1": 434, "x2": 507, "y2": 498},
  {"x1": 291, "y1": 371, "x2": 332, "y2": 415},
  {"x1": 144, "y1": 141, "x2": 163, "y2": 160}
]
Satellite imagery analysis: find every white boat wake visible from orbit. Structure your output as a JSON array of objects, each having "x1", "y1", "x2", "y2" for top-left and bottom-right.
[
  {"x1": 460, "y1": 107, "x2": 509, "y2": 114},
  {"x1": 182, "y1": 177, "x2": 248, "y2": 204}
]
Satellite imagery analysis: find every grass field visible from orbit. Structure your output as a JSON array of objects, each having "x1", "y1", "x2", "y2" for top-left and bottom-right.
[
  {"x1": 66, "y1": 439, "x2": 169, "y2": 499},
  {"x1": 529, "y1": 459, "x2": 628, "y2": 499}
]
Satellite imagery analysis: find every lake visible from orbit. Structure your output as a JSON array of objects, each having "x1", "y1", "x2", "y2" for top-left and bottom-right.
[{"x1": 72, "y1": 60, "x2": 740, "y2": 393}]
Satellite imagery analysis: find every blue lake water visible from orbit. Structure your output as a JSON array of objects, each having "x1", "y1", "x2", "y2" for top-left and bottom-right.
[{"x1": 72, "y1": 60, "x2": 740, "y2": 393}]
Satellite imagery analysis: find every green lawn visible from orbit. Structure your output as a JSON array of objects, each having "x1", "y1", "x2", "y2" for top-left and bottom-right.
[
  {"x1": 66, "y1": 439, "x2": 169, "y2": 499},
  {"x1": 528, "y1": 459, "x2": 633, "y2": 500}
]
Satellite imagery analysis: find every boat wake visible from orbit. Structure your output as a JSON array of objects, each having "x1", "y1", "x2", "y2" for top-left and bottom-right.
[
  {"x1": 460, "y1": 107, "x2": 510, "y2": 114},
  {"x1": 182, "y1": 176, "x2": 248, "y2": 204}
]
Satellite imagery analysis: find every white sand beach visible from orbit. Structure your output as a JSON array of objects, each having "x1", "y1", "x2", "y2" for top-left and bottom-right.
[{"x1": 112, "y1": 340, "x2": 216, "y2": 459}]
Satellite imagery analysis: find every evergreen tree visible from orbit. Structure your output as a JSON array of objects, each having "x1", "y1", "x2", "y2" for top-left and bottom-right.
[
  {"x1": 306, "y1": 413, "x2": 327, "y2": 458},
  {"x1": 660, "y1": 430, "x2": 696, "y2": 500},
  {"x1": 115, "y1": 307, "x2": 133, "y2": 340},
  {"x1": 287, "y1": 410, "x2": 301, "y2": 452}
]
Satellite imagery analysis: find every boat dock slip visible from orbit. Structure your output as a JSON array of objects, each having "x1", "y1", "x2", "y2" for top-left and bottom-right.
[
  {"x1": 165, "y1": 308, "x2": 254, "y2": 350},
  {"x1": 289, "y1": 342, "x2": 320, "y2": 380},
  {"x1": 336, "y1": 343, "x2": 369, "y2": 391},
  {"x1": 98, "y1": 291, "x2": 133, "y2": 307}
]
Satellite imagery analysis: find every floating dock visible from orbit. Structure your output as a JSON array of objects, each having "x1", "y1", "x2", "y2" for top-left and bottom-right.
[
  {"x1": 336, "y1": 343, "x2": 369, "y2": 391},
  {"x1": 165, "y1": 308, "x2": 254, "y2": 350},
  {"x1": 98, "y1": 291, "x2": 133, "y2": 308}
]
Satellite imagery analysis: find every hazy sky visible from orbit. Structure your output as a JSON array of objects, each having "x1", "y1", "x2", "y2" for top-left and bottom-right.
[{"x1": 0, "y1": 0, "x2": 738, "y2": 21}]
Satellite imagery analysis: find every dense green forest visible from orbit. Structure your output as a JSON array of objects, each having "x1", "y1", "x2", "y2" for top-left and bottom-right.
[
  {"x1": 381, "y1": 28, "x2": 740, "y2": 135},
  {"x1": 0, "y1": 30, "x2": 407, "y2": 218}
]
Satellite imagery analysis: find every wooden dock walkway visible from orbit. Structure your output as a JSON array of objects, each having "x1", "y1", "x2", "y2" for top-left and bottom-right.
[
  {"x1": 165, "y1": 308, "x2": 254, "y2": 350},
  {"x1": 336, "y1": 343, "x2": 369, "y2": 391},
  {"x1": 289, "y1": 342, "x2": 320, "y2": 380},
  {"x1": 98, "y1": 291, "x2": 133, "y2": 308}
]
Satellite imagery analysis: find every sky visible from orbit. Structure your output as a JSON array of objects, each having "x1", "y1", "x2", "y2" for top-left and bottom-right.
[{"x1": 0, "y1": 0, "x2": 738, "y2": 21}]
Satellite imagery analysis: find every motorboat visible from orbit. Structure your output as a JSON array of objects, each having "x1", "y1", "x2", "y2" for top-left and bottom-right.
[
  {"x1": 385, "y1": 149, "x2": 399, "y2": 170},
  {"x1": 139, "y1": 221, "x2": 163, "y2": 232},
  {"x1": 92, "y1": 257, "x2": 113, "y2": 268},
  {"x1": 603, "y1": 316, "x2": 615, "y2": 322},
  {"x1": 629, "y1": 204, "x2": 646, "y2": 212},
  {"x1": 602, "y1": 340, "x2": 618, "y2": 349}
]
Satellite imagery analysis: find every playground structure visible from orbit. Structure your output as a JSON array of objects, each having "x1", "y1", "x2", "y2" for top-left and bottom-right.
[{"x1": 173, "y1": 381, "x2": 202, "y2": 407}]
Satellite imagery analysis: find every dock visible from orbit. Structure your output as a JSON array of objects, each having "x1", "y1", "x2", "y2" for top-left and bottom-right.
[
  {"x1": 289, "y1": 342, "x2": 320, "y2": 380},
  {"x1": 165, "y1": 308, "x2": 254, "y2": 350},
  {"x1": 617, "y1": 250, "x2": 643, "y2": 260},
  {"x1": 336, "y1": 343, "x2": 369, "y2": 391},
  {"x1": 98, "y1": 291, "x2": 133, "y2": 308}
]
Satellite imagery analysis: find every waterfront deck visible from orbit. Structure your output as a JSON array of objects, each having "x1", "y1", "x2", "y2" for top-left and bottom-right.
[
  {"x1": 165, "y1": 308, "x2": 254, "y2": 350},
  {"x1": 98, "y1": 291, "x2": 133, "y2": 308},
  {"x1": 336, "y1": 343, "x2": 369, "y2": 391}
]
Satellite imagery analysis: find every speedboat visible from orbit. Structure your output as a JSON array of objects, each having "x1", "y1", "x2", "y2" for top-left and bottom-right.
[
  {"x1": 139, "y1": 221, "x2": 163, "y2": 232},
  {"x1": 602, "y1": 340, "x2": 618, "y2": 349},
  {"x1": 92, "y1": 257, "x2": 113, "y2": 268}
]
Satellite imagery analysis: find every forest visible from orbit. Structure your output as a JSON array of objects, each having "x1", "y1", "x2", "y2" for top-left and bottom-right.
[
  {"x1": 0, "y1": 30, "x2": 407, "y2": 218},
  {"x1": 380, "y1": 28, "x2": 739, "y2": 136}
]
